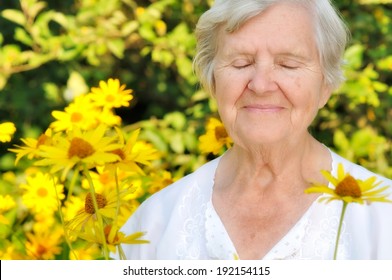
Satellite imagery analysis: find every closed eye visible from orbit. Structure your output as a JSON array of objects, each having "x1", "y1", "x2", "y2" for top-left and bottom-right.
[
  {"x1": 233, "y1": 63, "x2": 251, "y2": 69},
  {"x1": 279, "y1": 63, "x2": 299, "y2": 69}
]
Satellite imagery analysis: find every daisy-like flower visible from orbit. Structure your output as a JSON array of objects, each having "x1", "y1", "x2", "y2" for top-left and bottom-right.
[
  {"x1": 62, "y1": 195, "x2": 85, "y2": 224},
  {"x1": 69, "y1": 244, "x2": 102, "y2": 260},
  {"x1": 305, "y1": 163, "x2": 392, "y2": 259},
  {"x1": 147, "y1": 170, "x2": 176, "y2": 194},
  {"x1": 89, "y1": 78, "x2": 133, "y2": 109},
  {"x1": 65, "y1": 182, "x2": 134, "y2": 234},
  {"x1": 76, "y1": 224, "x2": 148, "y2": 258},
  {"x1": 105, "y1": 128, "x2": 160, "y2": 175},
  {"x1": 0, "y1": 242, "x2": 26, "y2": 260},
  {"x1": 20, "y1": 172, "x2": 65, "y2": 215},
  {"x1": 0, "y1": 195, "x2": 16, "y2": 225},
  {"x1": 199, "y1": 117, "x2": 233, "y2": 155},
  {"x1": 0, "y1": 122, "x2": 16, "y2": 143},
  {"x1": 50, "y1": 95, "x2": 99, "y2": 132},
  {"x1": 25, "y1": 227, "x2": 63, "y2": 260},
  {"x1": 34, "y1": 124, "x2": 121, "y2": 180},
  {"x1": 305, "y1": 163, "x2": 392, "y2": 204},
  {"x1": 8, "y1": 128, "x2": 54, "y2": 165},
  {"x1": 32, "y1": 212, "x2": 57, "y2": 234},
  {"x1": 95, "y1": 108, "x2": 122, "y2": 127}
]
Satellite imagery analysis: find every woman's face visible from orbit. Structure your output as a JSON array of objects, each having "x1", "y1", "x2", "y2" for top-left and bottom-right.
[{"x1": 213, "y1": 3, "x2": 331, "y2": 147}]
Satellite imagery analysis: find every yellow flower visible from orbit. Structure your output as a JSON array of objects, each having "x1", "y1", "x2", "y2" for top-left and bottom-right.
[
  {"x1": 62, "y1": 195, "x2": 86, "y2": 222},
  {"x1": 20, "y1": 172, "x2": 65, "y2": 215},
  {"x1": 76, "y1": 224, "x2": 148, "y2": 255},
  {"x1": 35, "y1": 125, "x2": 121, "y2": 180},
  {"x1": 79, "y1": 225, "x2": 150, "y2": 259},
  {"x1": 95, "y1": 108, "x2": 122, "y2": 127},
  {"x1": 50, "y1": 95, "x2": 99, "y2": 132},
  {"x1": 305, "y1": 163, "x2": 392, "y2": 259},
  {"x1": 199, "y1": 117, "x2": 232, "y2": 155},
  {"x1": 105, "y1": 128, "x2": 160, "y2": 175},
  {"x1": 0, "y1": 122, "x2": 16, "y2": 143},
  {"x1": 147, "y1": 170, "x2": 176, "y2": 194},
  {"x1": 90, "y1": 78, "x2": 133, "y2": 109},
  {"x1": 65, "y1": 183, "x2": 134, "y2": 234},
  {"x1": 9, "y1": 128, "x2": 54, "y2": 165},
  {"x1": 117, "y1": 199, "x2": 140, "y2": 226},
  {"x1": 0, "y1": 242, "x2": 26, "y2": 260},
  {"x1": 69, "y1": 244, "x2": 101, "y2": 260},
  {"x1": 25, "y1": 227, "x2": 63, "y2": 260},
  {"x1": 0, "y1": 195, "x2": 16, "y2": 225},
  {"x1": 32, "y1": 212, "x2": 57, "y2": 234},
  {"x1": 305, "y1": 163, "x2": 392, "y2": 204}
]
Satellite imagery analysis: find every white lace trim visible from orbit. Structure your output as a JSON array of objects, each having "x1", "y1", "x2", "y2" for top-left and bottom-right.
[
  {"x1": 204, "y1": 194, "x2": 351, "y2": 260},
  {"x1": 176, "y1": 183, "x2": 209, "y2": 259}
]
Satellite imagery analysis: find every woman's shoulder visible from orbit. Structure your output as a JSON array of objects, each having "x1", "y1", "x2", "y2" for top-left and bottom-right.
[{"x1": 137, "y1": 156, "x2": 221, "y2": 212}]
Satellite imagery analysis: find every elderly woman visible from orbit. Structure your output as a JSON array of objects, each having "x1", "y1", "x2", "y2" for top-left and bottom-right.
[{"x1": 119, "y1": 0, "x2": 392, "y2": 259}]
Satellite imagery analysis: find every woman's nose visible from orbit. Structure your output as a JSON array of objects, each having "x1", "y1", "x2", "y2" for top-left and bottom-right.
[{"x1": 247, "y1": 65, "x2": 278, "y2": 94}]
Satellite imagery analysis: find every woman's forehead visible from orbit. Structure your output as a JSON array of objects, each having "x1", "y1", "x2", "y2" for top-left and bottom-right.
[{"x1": 217, "y1": 4, "x2": 317, "y2": 52}]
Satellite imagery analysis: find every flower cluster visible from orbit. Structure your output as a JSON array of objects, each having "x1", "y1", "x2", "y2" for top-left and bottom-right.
[{"x1": 0, "y1": 79, "x2": 176, "y2": 260}]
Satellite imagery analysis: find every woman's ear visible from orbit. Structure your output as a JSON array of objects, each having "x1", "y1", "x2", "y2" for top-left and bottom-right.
[{"x1": 318, "y1": 85, "x2": 333, "y2": 109}]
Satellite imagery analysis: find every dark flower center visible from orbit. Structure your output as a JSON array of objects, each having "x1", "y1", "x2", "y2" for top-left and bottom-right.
[
  {"x1": 215, "y1": 126, "x2": 228, "y2": 140},
  {"x1": 335, "y1": 175, "x2": 362, "y2": 198},
  {"x1": 84, "y1": 192, "x2": 107, "y2": 214},
  {"x1": 111, "y1": 148, "x2": 126, "y2": 161},
  {"x1": 68, "y1": 137, "x2": 95, "y2": 159}
]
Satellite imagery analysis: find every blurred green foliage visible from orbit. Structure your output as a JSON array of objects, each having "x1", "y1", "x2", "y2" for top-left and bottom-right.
[{"x1": 1, "y1": 0, "x2": 392, "y2": 179}]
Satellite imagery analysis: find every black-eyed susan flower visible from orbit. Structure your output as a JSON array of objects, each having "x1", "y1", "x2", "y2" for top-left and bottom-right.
[
  {"x1": 0, "y1": 195, "x2": 16, "y2": 225},
  {"x1": 20, "y1": 171, "x2": 65, "y2": 215},
  {"x1": 50, "y1": 95, "x2": 99, "y2": 132},
  {"x1": 305, "y1": 163, "x2": 392, "y2": 259},
  {"x1": 34, "y1": 124, "x2": 121, "y2": 180},
  {"x1": 76, "y1": 224, "x2": 148, "y2": 259},
  {"x1": 0, "y1": 122, "x2": 16, "y2": 143},
  {"x1": 147, "y1": 170, "x2": 177, "y2": 194},
  {"x1": 25, "y1": 227, "x2": 63, "y2": 260},
  {"x1": 95, "y1": 107, "x2": 122, "y2": 127},
  {"x1": 89, "y1": 78, "x2": 133, "y2": 110},
  {"x1": 199, "y1": 117, "x2": 232, "y2": 155},
  {"x1": 105, "y1": 128, "x2": 160, "y2": 175},
  {"x1": 305, "y1": 163, "x2": 392, "y2": 205},
  {"x1": 69, "y1": 244, "x2": 102, "y2": 260},
  {"x1": 65, "y1": 182, "x2": 134, "y2": 234},
  {"x1": 9, "y1": 129, "x2": 54, "y2": 165}
]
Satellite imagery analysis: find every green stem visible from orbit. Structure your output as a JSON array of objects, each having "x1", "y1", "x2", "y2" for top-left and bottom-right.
[
  {"x1": 66, "y1": 168, "x2": 79, "y2": 200},
  {"x1": 333, "y1": 201, "x2": 348, "y2": 260},
  {"x1": 114, "y1": 169, "x2": 121, "y2": 220},
  {"x1": 51, "y1": 174, "x2": 78, "y2": 260},
  {"x1": 117, "y1": 244, "x2": 127, "y2": 260},
  {"x1": 83, "y1": 164, "x2": 109, "y2": 260}
]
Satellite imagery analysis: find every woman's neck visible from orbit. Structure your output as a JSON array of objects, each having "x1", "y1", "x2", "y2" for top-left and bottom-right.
[{"x1": 215, "y1": 134, "x2": 331, "y2": 193}]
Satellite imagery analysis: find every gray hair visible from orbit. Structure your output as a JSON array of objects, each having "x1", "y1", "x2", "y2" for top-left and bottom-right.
[{"x1": 193, "y1": 0, "x2": 350, "y2": 95}]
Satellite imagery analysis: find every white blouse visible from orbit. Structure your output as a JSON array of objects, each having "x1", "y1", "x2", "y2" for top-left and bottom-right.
[{"x1": 117, "y1": 150, "x2": 392, "y2": 260}]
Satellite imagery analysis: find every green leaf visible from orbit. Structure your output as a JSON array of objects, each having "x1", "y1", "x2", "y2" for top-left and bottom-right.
[
  {"x1": 28, "y1": 1, "x2": 47, "y2": 20},
  {"x1": 333, "y1": 129, "x2": 350, "y2": 151},
  {"x1": 0, "y1": 74, "x2": 8, "y2": 90},
  {"x1": 164, "y1": 111, "x2": 187, "y2": 130},
  {"x1": 14, "y1": 28, "x2": 33, "y2": 46},
  {"x1": 170, "y1": 132, "x2": 185, "y2": 154},
  {"x1": 344, "y1": 44, "x2": 364, "y2": 70},
  {"x1": 107, "y1": 39, "x2": 125, "y2": 59},
  {"x1": 1, "y1": 9, "x2": 26, "y2": 26}
]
